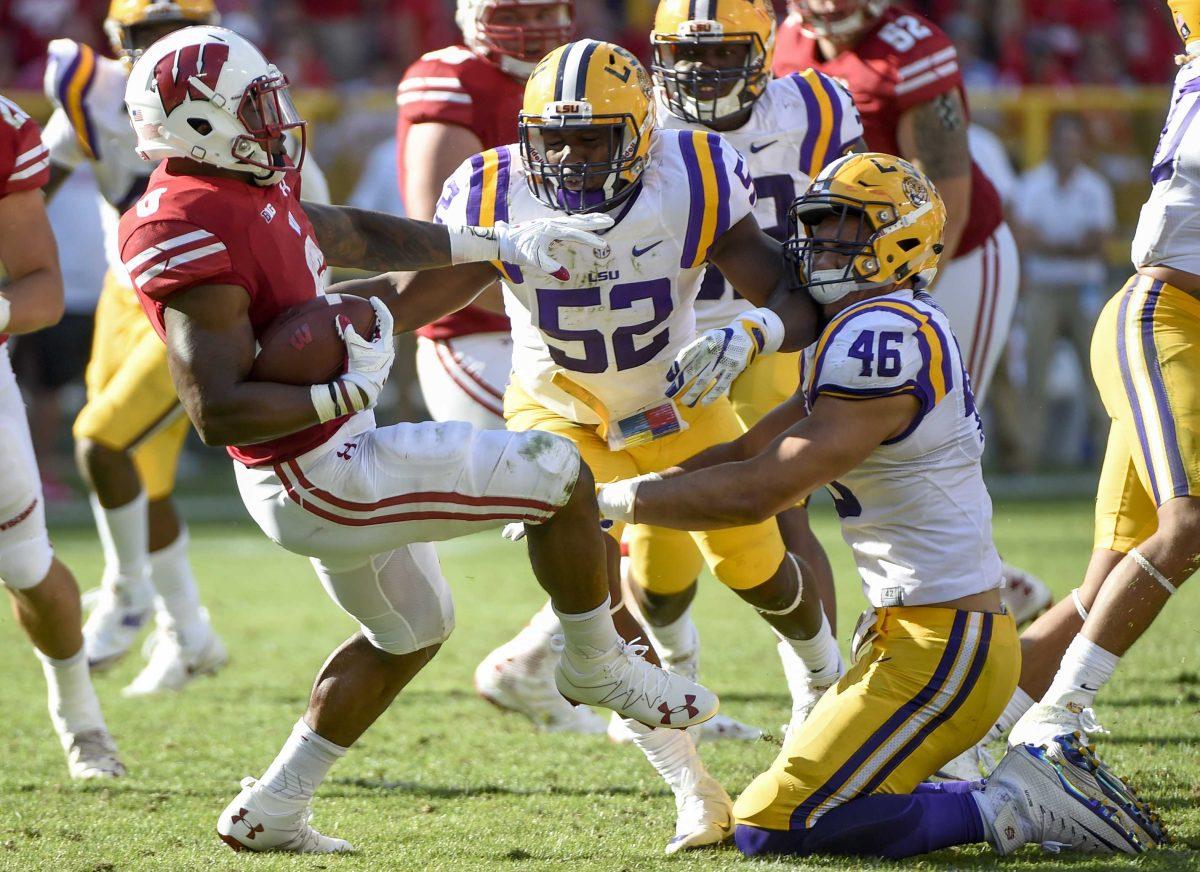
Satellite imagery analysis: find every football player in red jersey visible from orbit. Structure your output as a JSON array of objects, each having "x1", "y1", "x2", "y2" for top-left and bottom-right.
[
  {"x1": 398, "y1": 0, "x2": 608, "y2": 734},
  {"x1": 0, "y1": 93, "x2": 125, "y2": 780},
  {"x1": 121, "y1": 26, "x2": 717, "y2": 854},
  {"x1": 774, "y1": 0, "x2": 1052, "y2": 638}
]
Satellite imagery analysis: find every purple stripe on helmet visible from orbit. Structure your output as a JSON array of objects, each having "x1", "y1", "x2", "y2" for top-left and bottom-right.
[
  {"x1": 679, "y1": 133, "x2": 706, "y2": 268},
  {"x1": 1139, "y1": 281, "x2": 1190, "y2": 500},
  {"x1": 793, "y1": 74, "x2": 821, "y2": 176},
  {"x1": 709, "y1": 134, "x2": 731, "y2": 239},
  {"x1": 465, "y1": 152, "x2": 485, "y2": 225},
  {"x1": 858, "y1": 613, "x2": 994, "y2": 797},
  {"x1": 791, "y1": 611, "x2": 969, "y2": 828},
  {"x1": 1116, "y1": 277, "x2": 1162, "y2": 505},
  {"x1": 817, "y1": 72, "x2": 844, "y2": 166}
]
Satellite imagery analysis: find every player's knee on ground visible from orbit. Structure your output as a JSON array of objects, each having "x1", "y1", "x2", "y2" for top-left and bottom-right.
[
  {"x1": 0, "y1": 533, "x2": 53, "y2": 591},
  {"x1": 313, "y1": 544, "x2": 455, "y2": 655}
]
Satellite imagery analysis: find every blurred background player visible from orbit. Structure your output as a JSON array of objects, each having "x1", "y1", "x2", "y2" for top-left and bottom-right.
[
  {"x1": 0, "y1": 91, "x2": 124, "y2": 780},
  {"x1": 774, "y1": 0, "x2": 1052, "y2": 625},
  {"x1": 610, "y1": 0, "x2": 866, "y2": 744},
  {"x1": 40, "y1": 0, "x2": 224, "y2": 694},
  {"x1": 397, "y1": 0, "x2": 607, "y2": 735}
]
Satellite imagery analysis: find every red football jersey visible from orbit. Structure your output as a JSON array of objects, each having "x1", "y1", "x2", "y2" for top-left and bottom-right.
[
  {"x1": 396, "y1": 45, "x2": 523, "y2": 340},
  {"x1": 774, "y1": 6, "x2": 1002, "y2": 257},
  {"x1": 119, "y1": 162, "x2": 348, "y2": 467},
  {"x1": 0, "y1": 93, "x2": 51, "y2": 346}
]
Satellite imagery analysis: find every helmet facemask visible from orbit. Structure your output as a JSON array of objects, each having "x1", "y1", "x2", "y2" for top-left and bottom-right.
[
  {"x1": 652, "y1": 29, "x2": 769, "y2": 125},
  {"x1": 467, "y1": 0, "x2": 575, "y2": 77},
  {"x1": 786, "y1": 195, "x2": 897, "y2": 305},
  {"x1": 520, "y1": 108, "x2": 648, "y2": 214},
  {"x1": 230, "y1": 71, "x2": 306, "y2": 184},
  {"x1": 791, "y1": 0, "x2": 889, "y2": 40}
]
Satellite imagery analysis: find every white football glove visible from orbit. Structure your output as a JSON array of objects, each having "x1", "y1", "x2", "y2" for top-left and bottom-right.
[
  {"x1": 496, "y1": 213, "x2": 613, "y2": 280},
  {"x1": 665, "y1": 307, "x2": 785, "y2": 408},
  {"x1": 596, "y1": 473, "x2": 662, "y2": 525},
  {"x1": 311, "y1": 297, "x2": 396, "y2": 423}
]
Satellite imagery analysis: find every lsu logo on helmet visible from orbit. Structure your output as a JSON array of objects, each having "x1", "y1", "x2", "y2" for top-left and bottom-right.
[
  {"x1": 651, "y1": 0, "x2": 777, "y2": 125},
  {"x1": 519, "y1": 39, "x2": 655, "y2": 214}
]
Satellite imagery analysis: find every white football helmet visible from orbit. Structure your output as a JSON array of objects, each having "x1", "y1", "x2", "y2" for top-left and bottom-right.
[
  {"x1": 456, "y1": 0, "x2": 575, "y2": 77},
  {"x1": 125, "y1": 25, "x2": 304, "y2": 186}
]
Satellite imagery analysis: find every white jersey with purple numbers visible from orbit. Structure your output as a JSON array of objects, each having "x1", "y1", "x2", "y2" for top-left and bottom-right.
[
  {"x1": 657, "y1": 69, "x2": 862, "y2": 332},
  {"x1": 435, "y1": 128, "x2": 756, "y2": 425},
  {"x1": 801, "y1": 289, "x2": 1001, "y2": 607},
  {"x1": 1133, "y1": 58, "x2": 1200, "y2": 274}
]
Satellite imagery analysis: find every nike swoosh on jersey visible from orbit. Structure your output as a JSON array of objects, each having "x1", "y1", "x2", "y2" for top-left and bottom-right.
[
  {"x1": 632, "y1": 240, "x2": 664, "y2": 257},
  {"x1": 749, "y1": 140, "x2": 779, "y2": 153}
]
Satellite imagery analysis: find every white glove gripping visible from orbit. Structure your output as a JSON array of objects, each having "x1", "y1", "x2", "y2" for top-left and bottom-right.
[
  {"x1": 666, "y1": 307, "x2": 785, "y2": 408},
  {"x1": 447, "y1": 214, "x2": 613, "y2": 281},
  {"x1": 310, "y1": 297, "x2": 396, "y2": 423},
  {"x1": 596, "y1": 473, "x2": 662, "y2": 525},
  {"x1": 0, "y1": 295, "x2": 10, "y2": 334}
]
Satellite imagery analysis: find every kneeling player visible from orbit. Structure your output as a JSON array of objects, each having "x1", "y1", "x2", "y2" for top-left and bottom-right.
[
  {"x1": 119, "y1": 26, "x2": 714, "y2": 854},
  {"x1": 599, "y1": 154, "x2": 1161, "y2": 857}
]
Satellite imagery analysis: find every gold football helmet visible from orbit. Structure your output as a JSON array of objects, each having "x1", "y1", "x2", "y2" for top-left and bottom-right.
[
  {"x1": 651, "y1": 0, "x2": 776, "y2": 125},
  {"x1": 786, "y1": 152, "x2": 946, "y2": 304},
  {"x1": 519, "y1": 40, "x2": 656, "y2": 213},
  {"x1": 105, "y1": 0, "x2": 219, "y2": 60},
  {"x1": 1170, "y1": 0, "x2": 1200, "y2": 59}
]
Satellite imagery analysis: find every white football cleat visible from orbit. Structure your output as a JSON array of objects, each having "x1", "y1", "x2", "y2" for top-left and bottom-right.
[
  {"x1": 1042, "y1": 734, "x2": 1168, "y2": 848},
  {"x1": 474, "y1": 634, "x2": 607, "y2": 734},
  {"x1": 981, "y1": 743, "x2": 1142, "y2": 855},
  {"x1": 217, "y1": 777, "x2": 354, "y2": 854},
  {"x1": 64, "y1": 728, "x2": 126, "y2": 780},
  {"x1": 665, "y1": 775, "x2": 734, "y2": 855},
  {"x1": 777, "y1": 639, "x2": 842, "y2": 729},
  {"x1": 83, "y1": 584, "x2": 155, "y2": 671},
  {"x1": 1009, "y1": 702, "x2": 1109, "y2": 749},
  {"x1": 934, "y1": 740, "x2": 996, "y2": 781},
  {"x1": 1000, "y1": 563, "x2": 1054, "y2": 627},
  {"x1": 607, "y1": 710, "x2": 762, "y2": 745},
  {"x1": 122, "y1": 622, "x2": 228, "y2": 697},
  {"x1": 556, "y1": 639, "x2": 718, "y2": 729}
]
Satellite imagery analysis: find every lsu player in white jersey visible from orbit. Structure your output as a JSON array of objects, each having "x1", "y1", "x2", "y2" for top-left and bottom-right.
[
  {"x1": 40, "y1": 0, "x2": 325, "y2": 695},
  {"x1": 605, "y1": 0, "x2": 867, "y2": 743},
  {"x1": 596, "y1": 153, "x2": 1160, "y2": 859},
  {"x1": 382, "y1": 38, "x2": 833, "y2": 852}
]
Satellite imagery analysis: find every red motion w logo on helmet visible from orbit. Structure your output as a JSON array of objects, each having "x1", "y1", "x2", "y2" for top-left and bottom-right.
[{"x1": 153, "y1": 43, "x2": 230, "y2": 114}]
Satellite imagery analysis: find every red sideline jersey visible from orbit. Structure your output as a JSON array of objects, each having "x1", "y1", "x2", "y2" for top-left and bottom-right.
[
  {"x1": 396, "y1": 45, "x2": 524, "y2": 341},
  {"x1": 119, "y1": 163, "x2": 348, "y2": 467},
  {"x1": 774, "y1": 6, "x2": 1001, "y2": 258},
  {"x1": 0, "y1": 93, "x2": 51, "y2": 347}
]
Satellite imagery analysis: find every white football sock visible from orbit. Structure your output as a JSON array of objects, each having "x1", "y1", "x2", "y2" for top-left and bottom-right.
[
  {"x1": 988, "y1": 687, "x2": 1035, "y2": 741},
  {"x1": 555, "y1": 597, "x2": 618, "y2": 665},
  {"x1": 90, "y1": 492, "x2": 153, "y2": 602},
  {"x1": 776, "y1": 612, "x2": 842, "y2": 685},
  {"x1": 148, "y1": 527, "x2": 210, "y2": 653},
  {"x1": 38, "y1": 646, "x2": 107, "y2": 743},
  {"x1": 642, "y1": 604, "x2": 699, "y2": 666},
  {"x1": 258, "y1": 719, "x2": 347, "y2": 813},
  {"x1": 623, "y1": 718, "x2": 707, "y2": 793},
  {"x1": 1043, "y1": 635, "x2": 1121, "y2": 711}
]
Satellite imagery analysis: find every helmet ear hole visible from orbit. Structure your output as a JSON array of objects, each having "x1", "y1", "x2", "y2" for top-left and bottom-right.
[
  {"x1": 188, "y1": 118, "x2": 213, "y2": 136},
  {"x1": 897, "y1": 238, "x2": 920, "y2": 252}
]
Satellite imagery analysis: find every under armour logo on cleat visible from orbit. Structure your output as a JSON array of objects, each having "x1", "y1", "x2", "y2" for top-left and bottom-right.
[
  {"x1": 658, "y1": 694, "x2": 699, "y2": 725},
  {"x1": 230, "y1": 809, "x2": 264, "y2": 840}
]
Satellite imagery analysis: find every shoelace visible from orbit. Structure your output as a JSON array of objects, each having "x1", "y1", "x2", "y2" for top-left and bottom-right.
[
  {"x1": 1078, "y1": 708, "x2": 1109, "y2": 736},
  {"x1": 605, "y1": 639, "x2": 673, "y2": 704}
]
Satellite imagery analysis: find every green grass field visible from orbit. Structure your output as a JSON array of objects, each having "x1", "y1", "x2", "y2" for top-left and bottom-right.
[{"x1": 3, "y1": 498, "x2": 1200, "y2": 871}]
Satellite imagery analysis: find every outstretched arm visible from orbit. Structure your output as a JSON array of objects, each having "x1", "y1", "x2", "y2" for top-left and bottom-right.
[
  {"x1": 301, "y1": 201, "x2": 460, "y2": 272},
  {"x1": 327, "y1": 261, "x2": 499, "y2": 335},
  {"x1": 608, "y1": 394, "x2": 916, "y2": 530}
]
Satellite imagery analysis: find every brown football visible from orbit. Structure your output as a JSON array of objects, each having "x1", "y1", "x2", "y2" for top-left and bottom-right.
[{"x1": 249, "y1": 294, "x2": 377, "y2": 385}]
